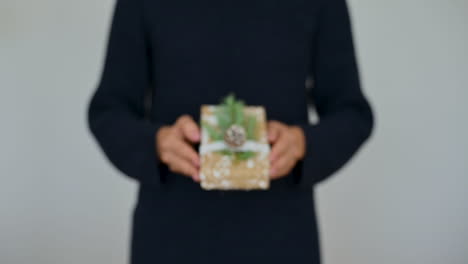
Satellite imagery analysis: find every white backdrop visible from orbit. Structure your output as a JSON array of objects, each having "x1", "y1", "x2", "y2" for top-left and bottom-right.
[{"x1": 1, "y1": 0, "x2": 467, "y2": 263}]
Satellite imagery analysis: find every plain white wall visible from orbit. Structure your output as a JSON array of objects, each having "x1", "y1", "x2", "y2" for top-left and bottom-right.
[{"x1": 1, "y1": 0, "x2": 467, "y2": 263}]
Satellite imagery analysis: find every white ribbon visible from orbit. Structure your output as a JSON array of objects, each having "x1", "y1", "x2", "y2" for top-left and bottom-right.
[{"x1": 199, "y1": 140, "x2": 270, "y2": 155}]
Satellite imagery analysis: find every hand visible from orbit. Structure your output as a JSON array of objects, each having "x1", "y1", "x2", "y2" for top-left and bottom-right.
[
  {"x1": 268, "y1": 121, "x2": 306, "y2": 180},
  {"x1": 156, "y1": 115, "x2": 201, "y2": 182}
]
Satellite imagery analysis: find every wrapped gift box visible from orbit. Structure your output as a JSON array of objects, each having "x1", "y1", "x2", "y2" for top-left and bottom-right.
[{"x1": 199, "y1": 96, "x2": 270, "y2": 190}]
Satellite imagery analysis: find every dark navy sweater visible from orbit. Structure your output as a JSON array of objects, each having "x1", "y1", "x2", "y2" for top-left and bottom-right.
[{"x1": 87, "y1": 0, "x2": 373, "y2": 262}]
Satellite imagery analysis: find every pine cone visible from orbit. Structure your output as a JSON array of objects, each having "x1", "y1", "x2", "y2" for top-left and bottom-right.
[{"x1": 224, "y1": 124, "x2": 246, "y2": 148}]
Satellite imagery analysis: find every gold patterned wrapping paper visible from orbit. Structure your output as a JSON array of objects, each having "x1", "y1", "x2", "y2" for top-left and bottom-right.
[{"x1": 199, "y1": 105, "x2": 270, "y2": 190}]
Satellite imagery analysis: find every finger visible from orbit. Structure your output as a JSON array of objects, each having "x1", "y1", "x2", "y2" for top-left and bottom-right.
[
  {"x1": 159, "y1": 150, "x2": 172, "y2": 165},
  {"x1": 176, "y1": 115, "x2": 200, "y2": 143},
  {"x1": 269, "y1": 133, "x2": 290, "y2": 162},
  {"x1": 171, "y1": 139, "x2": 200, "y2": 167},
  {"x1": 270, "y1": 154, "x2": 295, "y2": 180},
  {"x1": 267, "y1": 121, "x2": 284, "y2": 143},
  {"x1": 192, "y1": 172, "x2": 201, "y2": 183},
  {"x1": 167, "y1": 153, "x2": 199, "y2": 180},
  {"x1": 289, "y1": 126, "x2": 306, "y2": 160},
  {"x1": 156, "y1": 126, "x2": 172, "y2": 154}
]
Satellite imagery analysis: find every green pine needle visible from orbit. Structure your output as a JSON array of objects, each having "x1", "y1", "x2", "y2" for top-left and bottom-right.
[
  {"x1": 202, "y1": 121, "x2": 223, "y2": 141},
  {"x1": 204, "y1": 93, "x2": 260, "y2": 161},
  {"x1": 235, "y1": 151, "x2": 256, "y2": 160},
  {"x1": 245, "y1": 115, "x2": 257, "y2": 140},
  {"x1": 214, "y1": 150, "x2": 257, "y2": 161},
  {"x1": 215, "y1": 106, "x2": 231, "y2": 131}
]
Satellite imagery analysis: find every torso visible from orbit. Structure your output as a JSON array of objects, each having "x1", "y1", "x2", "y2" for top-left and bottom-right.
[
  {"x1": 132, "y1": 1, "x2": 322, "y2": 263},
  {"x1": 144, "y1": 0, "x2": 320, "y2": 125}
]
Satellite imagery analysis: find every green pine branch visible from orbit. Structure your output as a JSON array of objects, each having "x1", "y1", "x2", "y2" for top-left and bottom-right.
[{"x1": 203, "y1": 93, "x2": 260, "y2": 161}]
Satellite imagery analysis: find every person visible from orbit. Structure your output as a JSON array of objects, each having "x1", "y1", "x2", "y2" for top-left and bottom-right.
[{"x1": 87, "y1": 0, "x2": 373, "y2": 263}]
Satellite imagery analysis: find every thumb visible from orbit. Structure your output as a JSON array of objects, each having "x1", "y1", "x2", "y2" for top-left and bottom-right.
[
  {"x1": 267, "y1": 121, "x2": 282, "y2": 143},
  {"x1": 177, "y1": 115, "x2": 200, "y2": 143}
]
